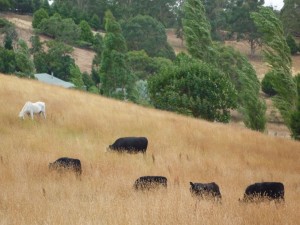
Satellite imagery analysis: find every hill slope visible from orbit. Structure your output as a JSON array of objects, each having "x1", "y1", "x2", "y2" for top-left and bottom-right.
[{"x1": 0, "y1": 74, "x2": 299, "y2": 225}]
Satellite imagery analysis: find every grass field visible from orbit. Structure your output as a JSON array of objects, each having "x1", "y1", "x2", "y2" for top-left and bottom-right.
[{"x1": 0, "y1": 74, "x2": 299, "y2": 225}]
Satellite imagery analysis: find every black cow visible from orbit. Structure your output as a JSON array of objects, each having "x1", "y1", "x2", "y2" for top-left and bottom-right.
[
  {"x1": 134, "y1": 176, "x2": 167, "y2": 191},
  {"x1": 108, "y1": 137, "x2": 148, "y2": 153},
  {"x1": 242, "y1": 182, "x2": 284, "y2": 202},
  {"x1": 190, "y1": 182, "x2": 222, "y2": 201},
  {"x1": 49, "y1": 157, "x2": 82, "y2": 176}
]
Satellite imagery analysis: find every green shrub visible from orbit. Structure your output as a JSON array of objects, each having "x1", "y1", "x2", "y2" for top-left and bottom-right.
[{"x1": 262, "y1": 71, "x2": 277, "y2": 96}]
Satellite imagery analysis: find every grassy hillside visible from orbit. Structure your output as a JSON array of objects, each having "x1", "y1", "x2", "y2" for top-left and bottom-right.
[{"x1": 0, "y1": 74, "x2": 299, "y2": 224}]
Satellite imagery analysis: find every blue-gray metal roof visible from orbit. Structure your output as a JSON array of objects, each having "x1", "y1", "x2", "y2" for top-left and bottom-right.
[{"x1": 34, "y1": 73, "x2": 75, "y2": 88}]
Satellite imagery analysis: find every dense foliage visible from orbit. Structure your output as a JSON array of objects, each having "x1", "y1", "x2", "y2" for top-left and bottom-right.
[
  {"x1": 262, "y1": 71, "x2": 278, "y2": 96},
  {"x1": 149, "y1": 54, "x2": 238, "y2": 122},
  {"x1": 252, "y1": 7, "x2": 299, "y2": 139},
  {"x1": 226, "y1": 0, "x2": 264, "y2": 56},
  {"x1": 122, "y1": 15, "x2": 175, "y2": 60},
  {"x1": 100, "y1": 10, "x2": 134, "y2": 100},
  {"x1": 183, "y1": 0, "x2": 266, "y2": 130},
  {"x1": 281, "y1": 0, "x2": 300, "y2": 37}
]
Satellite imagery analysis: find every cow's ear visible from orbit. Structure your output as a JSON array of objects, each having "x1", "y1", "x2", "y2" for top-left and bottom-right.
[{"x1": 190, "y1": 182, "x2": 194, "y2": 186}]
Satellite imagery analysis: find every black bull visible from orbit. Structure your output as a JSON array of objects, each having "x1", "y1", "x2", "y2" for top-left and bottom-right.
[
  {"x1": 242, "y1": 182, "x2": 285, "y2": 202},
  {"x1": 108, "y1": 137, "x2": 148, "y2": 153}
]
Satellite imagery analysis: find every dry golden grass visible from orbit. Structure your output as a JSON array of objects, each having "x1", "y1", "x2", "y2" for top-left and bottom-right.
[{"x1": 0, "y1": 74, "x2": 300, "y2": 225}]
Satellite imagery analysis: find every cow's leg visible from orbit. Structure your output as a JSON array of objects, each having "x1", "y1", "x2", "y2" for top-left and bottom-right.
[{"x1": 30, "y1": 111, "x2": 34, "y2": 120}]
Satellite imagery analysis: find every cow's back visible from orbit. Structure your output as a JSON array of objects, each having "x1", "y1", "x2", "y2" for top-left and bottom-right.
[
  {"x1": 134, "y1": 176, "x2": 167, "y2": 191},
  {"x1": 109, "y1": 137, "x2": 148, "y2": 153},
  {"x1": 244, "y1": 182, "x2": 284, "y2": 201},
  {"x1": 49, "y1": 157, "x2": 82, "y2": 176}
]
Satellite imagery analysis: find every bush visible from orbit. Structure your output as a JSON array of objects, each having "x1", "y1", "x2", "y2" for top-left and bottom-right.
[
  {"x1": 149, "y1": 54, "x2": 238, "y2": 122},
  {"x1": 262, "y1": 71, "x2": 277, "y2": 96},
  {"x1": 32, "y1": 8, "x2": 49, "y2": 29}
]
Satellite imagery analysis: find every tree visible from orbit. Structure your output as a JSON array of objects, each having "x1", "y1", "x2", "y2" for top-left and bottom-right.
[
  {"x1": 281, "y1": 0, "x2": 300, "y2": 36},
  {"x1": 108, "y1": 0, "x2": 178, "y2": 27},
  {"x1": 70, "y1": 64, "x2": 84, "y2": 89},
  {"x1": 202, "y1": 0, "x2": 229, "y2": 41},
  {"x1": 126, "y1": 50, "x2": 172, "y2": 80},
  {"x1": 79, "y1": 20, "x2": 94, "y2": 43},
  {"x1": 226, "y1": 0, "x2": 264, "y2": 56},
  {"x1": 100, "y1": 10, "x2": 134, "y2": 100},
  {"x1": 34, "y1": 41, "x2": 76, "y2": 81},
  {"x1": 0, "y1": 0, "x2": 10, "y2": 10},
  {"x1": 32, "y1": 8, "x2": 49, "y2": 28},
  {"x1": 183, "y1": 0, "x2": 266, "y2": 130},
  {"x1": 290, "y1": 74, "x2": 300, "y2": 139},
  {"x1": 0, "y1": 18, "x2": 18, "y2": 47},
  {"x1": 0, "y1": 47, "x2": 15, "y2": 73},
  {"x1": 39, "y1": 15, "x2": 81, "y2": 44},
  {"x1": 29, "y1": 35, "x2": 43, "y2": 54},
  {"x1": 10, "y1": 0, "x2": 33, "y2": 13},
  {"x1": 251, "y1": 7, "x2": 298, "y2": 137},
  {"x1": 89, "y1": 14, "x2": 101, "y2": 30},
  {"x1": 149, "y1": 53, "x2": 238, "y2": 122},
  {"x1": 286, "y1": 34, "x2": 298, "y2": 55},
  {"x1": 122, "y1": 15, "x2": 176, "y2": 60},
  {"x1": 182, "y1": 0, "x2": 214, "y2": 62},
  {"x1": 15, "y1": 39, "x2": 35, "y2": 77}
]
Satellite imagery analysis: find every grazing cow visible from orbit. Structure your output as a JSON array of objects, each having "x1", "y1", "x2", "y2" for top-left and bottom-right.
[
  {"x1": 242, "y1": 182, "x2": 284, "y2": 202},
  {"x1": 19, "y1": 101, "x2": 46, "y2": 120},
  {"x1": 134, "y1": 176, "x2": 167, "y2": 191},
  {"x1": 49, "y1": 157, "x2": 82, "y2": 177},
  {"x1": 190, "y1": 182, "x2": 222, "y2": 201},
  {"x1": 108, "y1": 137, "x2": 148, "y2": 153}
]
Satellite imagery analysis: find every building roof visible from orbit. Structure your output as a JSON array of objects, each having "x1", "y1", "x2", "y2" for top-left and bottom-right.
[{"x1": 34, "y1": 73, "x2": 75, "y2": 89}]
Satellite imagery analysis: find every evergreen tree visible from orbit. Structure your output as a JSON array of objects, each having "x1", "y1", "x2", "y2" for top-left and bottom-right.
[
  {"x1": 89, "y1": 14, "x2": 101, "y2": 30},
  {"x1": 70, "y1": 64, "x2": 84, "y2": 89},
  {"x1": 15, "y1": 39, "x2": 35, "y2": 77},
  {"x1": 79, "y1": 20, "x2": 94, "y2": 43},
  {"x1": 100, "y1": 10, "x2": 134, "y2": 100},
  {"x1": 32, "y1": 8, "x2": 49, "y2": 29}
]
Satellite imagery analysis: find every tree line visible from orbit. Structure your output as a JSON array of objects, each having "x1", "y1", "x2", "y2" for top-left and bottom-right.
[{"x1": 0, "y1": 0, "x2": 299, "y2": 139}]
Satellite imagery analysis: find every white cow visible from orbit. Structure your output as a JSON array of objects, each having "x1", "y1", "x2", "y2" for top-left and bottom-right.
[{"x1": 19, "y1": 101, "x2": 46, "y2": 120}]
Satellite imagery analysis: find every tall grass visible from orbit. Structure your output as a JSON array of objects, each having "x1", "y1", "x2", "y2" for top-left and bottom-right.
[{"x1": 0, "y1": 74, "x2": 299, "y2": 225}]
